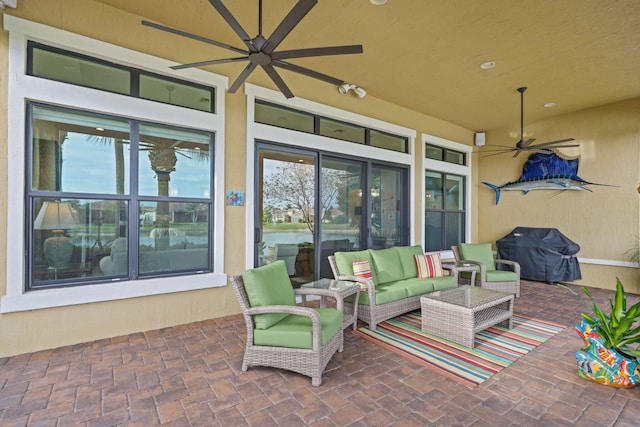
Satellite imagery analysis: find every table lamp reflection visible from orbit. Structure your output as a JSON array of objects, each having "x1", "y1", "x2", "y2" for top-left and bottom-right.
[{"x1": 34, "y1": 201, "x2": 76, "y2": 270}]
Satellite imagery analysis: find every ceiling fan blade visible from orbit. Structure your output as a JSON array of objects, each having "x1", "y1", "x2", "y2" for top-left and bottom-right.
[
  {"x1": 272, "y1": 45, "x2": 363, "y2": 60},
  {"x1": 482, "y1": 144, "x2": 521, "y2": 149},
  {"x1": 207, "y1": 0, "x2": 254, "y2": 51},
  {"x1": 548, "y1": 144, "x2": 581, "y2": 149},
  {"x1": 478, "y1": 148, "x2": 518, "y2": 153},
  {"x1": 529, "y1": 138, "x2": 577, "y2": 149},
  {"x1": 481, "y1": 150, "x2": 517, "y2": 158},
  {"x1": 261, "y1": 64, "x2": 295, "y2": 99},
  {"x1": 262, "y1": 0, "x2": 318, "y2": 54},
  {"x1": 171, "y1": 56, "x2": 249, "y2": 70},
  {"x1": 228, "y1": 62, "x2": 259, "y2": 93},
  {"x1": 512, "y1": 150, "x2": 524, "y2": 158},
  {"x1": 273, "y1": 60, "x2": 343, "y2": 86},
  {"x1": 141, "y1": 20, "x2": 247, "y2": 55}
]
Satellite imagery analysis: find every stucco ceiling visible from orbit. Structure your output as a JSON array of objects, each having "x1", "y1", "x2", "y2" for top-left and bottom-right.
[{"x1": 93, "y1": 0, "x2": 640, "y2": 132}]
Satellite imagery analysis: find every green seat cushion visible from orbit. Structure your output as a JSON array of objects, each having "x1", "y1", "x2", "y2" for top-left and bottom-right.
[
  {"x1": 401, "y1": 277, "x2": 435, "y2": 297},
  {"x1": 345, "y1": 282, "x2": 408, "y2": 305},
  {"x1": 394, "y1": 245, "x2": 425, "y2": 279},
  {"x1": 428, "y1": 276, "x2": 457, "y2": 291},
  {"x1": 370, "y1": 248, "x2": 404, "y2": 284},
  {"x1": 459, "y1": 243, "x2": 496, "y2": 271},
  {"x1": 486, "y1": 270, "x2": 518, "y2": 282},
  {"x1": 253, "y1": 308, "x2": 343, "y2": 349},
  {"x1": 371, "y1": 282, "x2": 409, "y2": 304},
  {"x1": 242, "y1": 260, "x2": 296, "y2": 329},
  {"x1": 334, "y1": 250, "x2": 378, "y2": 285}
]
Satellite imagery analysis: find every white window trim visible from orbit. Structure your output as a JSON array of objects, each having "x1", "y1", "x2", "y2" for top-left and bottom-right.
[
  {"x1": 243, "y1": 83, "x2": 417, "y2": 269},
  {"x1": 1, "y1": 15, "x2": 228, "y2": 313},
  {"x1": 421, "y1": 133, "x2": 473, "y2": 259}
]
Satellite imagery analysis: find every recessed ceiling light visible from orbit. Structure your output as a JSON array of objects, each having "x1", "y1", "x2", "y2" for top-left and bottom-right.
[
  {"x1": 370, "y1": 0, "x2": 387, "y2": 4},
  {"x1": 544, "y1": 102, "x2": 557, "y2": 108},
  {"x1": 480, "y1": 61, "x2": 496, "y2": 69}
]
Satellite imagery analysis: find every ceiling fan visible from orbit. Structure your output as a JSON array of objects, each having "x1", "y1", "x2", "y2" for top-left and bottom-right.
[
  {"x1": 142, "y1": 0, "x2": 363, "y2": 99},
  {"x1": 480, "y1": 87, "x2": 579, "y2": 158}
]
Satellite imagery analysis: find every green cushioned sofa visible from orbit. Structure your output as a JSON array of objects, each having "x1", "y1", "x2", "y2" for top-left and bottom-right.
[{"x1": 329, "y1": 245, "x2": 457, "y2": 331}]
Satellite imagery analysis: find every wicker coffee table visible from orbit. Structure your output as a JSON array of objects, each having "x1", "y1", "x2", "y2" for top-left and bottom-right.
[{"x1": 420, "y1": 285, "x2": 513, "y2": 348}]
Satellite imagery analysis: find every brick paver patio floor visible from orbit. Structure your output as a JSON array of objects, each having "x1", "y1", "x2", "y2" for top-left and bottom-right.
[{"x1": 1, "y1": 280, "x2": 639, "y2": 426}]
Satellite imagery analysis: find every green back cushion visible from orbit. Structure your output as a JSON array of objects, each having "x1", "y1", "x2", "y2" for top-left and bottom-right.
[
  {"x1": 459, "y1": 243, "x2": 496, "y2": 271},
  {"x1": 395, "y1": 245, "x2": 425, "y2": 279},
  {"x1": 370, "y1": 248, "x2": 403, "y2": 284},
  {"x1": 334, "y1": 250, "x2": 378, "y2": 284},
  {"x1": 242, "y1": 260, "x2": 296, "y2": 329}
]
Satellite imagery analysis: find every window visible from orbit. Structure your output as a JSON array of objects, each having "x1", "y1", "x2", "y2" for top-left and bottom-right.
[
  {"x1": 2, "y1": 15, "x2": 226, "y2": 313},
  {"x1": 425, "y1": 143, "x2": 466, "y2": 165},
  {"x1": 422, "y1": 135, "x2": 472, "y2": 252},
  {"x1": 28, "y1": 41, "x2": 215, "y2": 113},
  {"x1": 255, "y1": 100, "x2": 409, "y2": 153},
  {"x1": 425, "y1": 171, "x2": 465, "y2": 251},
  {"x1": 28, "y1": 104, "x2": 213, "y2": 289}
]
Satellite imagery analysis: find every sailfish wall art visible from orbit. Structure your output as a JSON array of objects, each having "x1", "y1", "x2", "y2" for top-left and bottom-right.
[{"x1": 482, "y1": 152, "x2": 613, "y2": 205}]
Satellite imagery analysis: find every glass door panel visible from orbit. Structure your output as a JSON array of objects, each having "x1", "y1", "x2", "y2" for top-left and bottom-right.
[
  {"x1": 370, "y1": 165, "x2": 406, "y2": 249},
  {"x1": 319, "y1": 157, "x2": 364, "y2": 278},
  {"x1": 257, "y1": 147, "x2": 316, "y2": 287}
]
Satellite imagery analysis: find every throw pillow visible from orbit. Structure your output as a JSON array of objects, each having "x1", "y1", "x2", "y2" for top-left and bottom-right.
[
  {"x1": 352, "y1": 259, "x2": 373, "y2": 279},
  {"x1": 414, "y1": 253, "x2": 443, "y2": 278}
]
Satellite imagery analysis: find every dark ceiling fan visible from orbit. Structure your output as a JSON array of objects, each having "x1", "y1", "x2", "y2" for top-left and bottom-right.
[
  {"x1": 480, "y1": 87, "x2": 579, "y2": 157},
  {"x1": 142, "y1": 0, "x2": 363, "y2": 99}
]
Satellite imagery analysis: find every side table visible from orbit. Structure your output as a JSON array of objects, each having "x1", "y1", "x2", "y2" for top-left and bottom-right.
[
  {"x1": 442, "y1": 261, "x2": 477, "y2": 287},
  {"x1": 298, "y1": 278, "x2": 360, "y2": 330}
]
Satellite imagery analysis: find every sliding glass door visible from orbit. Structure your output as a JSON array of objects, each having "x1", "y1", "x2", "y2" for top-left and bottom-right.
[
  {"x1": 256, "y1": 143, "x2": 409, "y2": 284},
  {"x1": 318, "y1": 157, "x2": 364, "y2": 278},
  {"x1": 256, "y1": 147, "x2": 316, "y2": 287}
]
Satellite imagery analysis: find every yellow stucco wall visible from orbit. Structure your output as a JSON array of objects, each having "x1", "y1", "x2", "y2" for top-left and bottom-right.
[
  {"x1": 0, "y1": 0, "x2": 638, "y2": 358},
  {"x1": 0, "y1": 0, "x2": 475, "y2": 357},
  {"x1": 478, "y1": 98, "x2": 640, "y2": 292}
]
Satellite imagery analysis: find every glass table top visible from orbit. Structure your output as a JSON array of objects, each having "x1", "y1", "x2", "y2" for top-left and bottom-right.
[{"x1": 422, "y1": 285, "x2": 511, "y2": 309}]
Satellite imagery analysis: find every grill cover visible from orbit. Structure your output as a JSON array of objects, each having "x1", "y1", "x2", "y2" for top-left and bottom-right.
[{"x1": 496, "y1": 227, "x2": 581, "y2": 282}]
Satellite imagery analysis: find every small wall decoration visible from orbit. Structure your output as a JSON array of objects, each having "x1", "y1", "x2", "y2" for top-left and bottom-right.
[
  {"x1": 226, "y1": 190, "x2": 245, "y2": 206},
  {"x1": 482, "y1": 152, "x2": 612, "y2": 205}
]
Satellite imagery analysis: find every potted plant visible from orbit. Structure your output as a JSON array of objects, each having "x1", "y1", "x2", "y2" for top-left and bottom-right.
[{"x1": 571, "y1": 278, "x2": 640, "y2": 388}]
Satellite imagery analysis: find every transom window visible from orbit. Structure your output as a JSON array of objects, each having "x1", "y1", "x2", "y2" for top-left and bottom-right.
[
  {"x1": 28, "y1": 41, "x2": 215, "y2": 113},
  {"x1": 425, "y1": 143, "x2": 467, "y2": 165},
  {"x1": 255, "y1": 100, "x2": 409, "y2": 153}
]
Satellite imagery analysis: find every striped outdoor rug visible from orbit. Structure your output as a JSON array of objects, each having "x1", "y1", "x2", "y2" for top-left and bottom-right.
[{"x1": 354, "y1": 311, "x2": 564, "y2": 388}]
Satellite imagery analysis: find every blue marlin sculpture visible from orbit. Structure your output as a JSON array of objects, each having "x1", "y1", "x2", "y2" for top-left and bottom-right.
[{"x1": 482, "y1": 152, "x2": 612, "y2": 205}]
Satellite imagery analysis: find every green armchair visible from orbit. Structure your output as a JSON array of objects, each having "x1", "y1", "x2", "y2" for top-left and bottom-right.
[
  {"x1": 230, "y1": 260, "x2": 344, "y2": 386},
  {"x1": 452, "y1": 243, "x2": 520, "y2": 297}
]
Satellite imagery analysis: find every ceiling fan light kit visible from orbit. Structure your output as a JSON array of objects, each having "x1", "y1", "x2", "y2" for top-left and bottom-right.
[{"x1": 143, "y1": 0, "x2": 363, "y2": 99}]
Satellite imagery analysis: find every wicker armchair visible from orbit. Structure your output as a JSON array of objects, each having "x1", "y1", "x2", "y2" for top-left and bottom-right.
[
  {"x1": 451, "y1": 243, "x2": 521, "y2": 297},
  {"x1": 230, "y1": 261, "x2": 344, "y2": 386}
]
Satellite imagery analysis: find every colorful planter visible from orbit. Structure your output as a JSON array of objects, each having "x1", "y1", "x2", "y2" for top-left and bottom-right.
[{"x1": 575, "y1": 320, "x2": 639, "y2": 388}]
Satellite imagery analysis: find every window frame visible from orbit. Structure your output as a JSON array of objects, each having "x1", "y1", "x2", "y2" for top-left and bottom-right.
[
  {"x1": 245, "y1": 83, "x2": 417, "y2": 270},
  {"x1": 1, "y1": 15, "x2": 228, "y2": 313},
  {"x1": 255, "y1": 100, "x2": 410, "y2": 153},
  {"x1": 421, "y1": 133, "x2": 473, "y2": 257}
]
